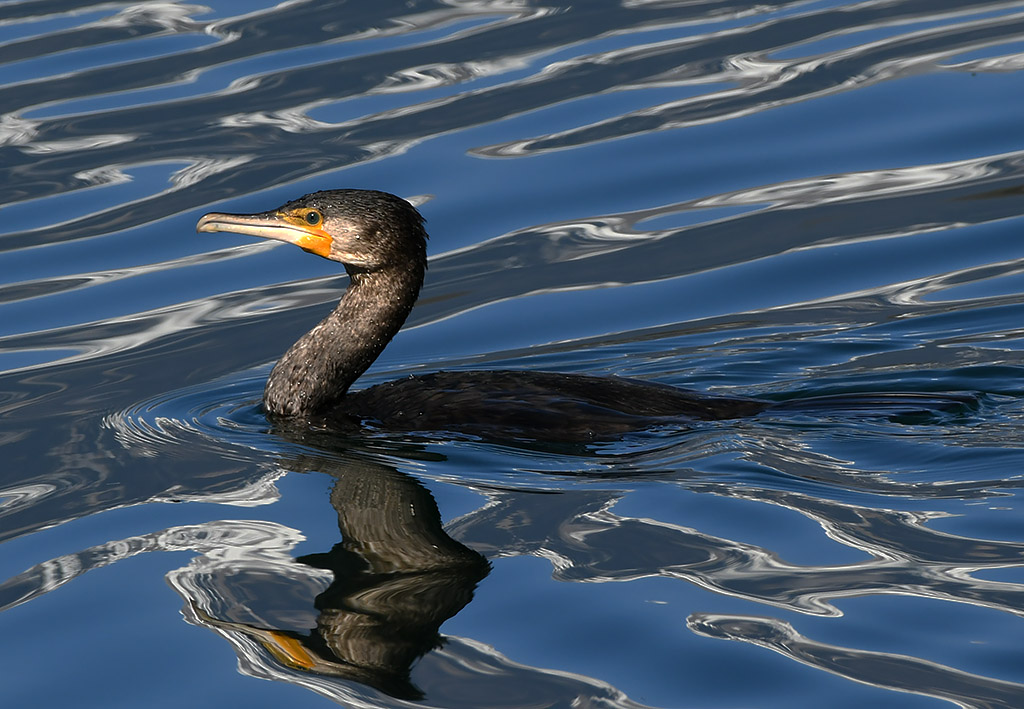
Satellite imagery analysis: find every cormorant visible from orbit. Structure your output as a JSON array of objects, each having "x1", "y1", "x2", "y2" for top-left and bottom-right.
[{"x1": 197, "y1": 189, "x2": 972, "y2": 440}]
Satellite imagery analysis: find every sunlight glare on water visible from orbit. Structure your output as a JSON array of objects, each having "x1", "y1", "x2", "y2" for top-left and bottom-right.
[{"x1": 2, "y1": 1, "x2": 1024, "y2": 707}]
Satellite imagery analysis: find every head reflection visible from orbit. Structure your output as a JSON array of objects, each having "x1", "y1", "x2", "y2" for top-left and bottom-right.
[{"x1": 181, "y1": 444, "x2": 489, "y2": 701}]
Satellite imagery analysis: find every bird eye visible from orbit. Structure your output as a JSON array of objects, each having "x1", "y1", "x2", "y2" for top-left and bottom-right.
[{"x1": 305, "y1": 210, "x2": 321, "y2": 225}]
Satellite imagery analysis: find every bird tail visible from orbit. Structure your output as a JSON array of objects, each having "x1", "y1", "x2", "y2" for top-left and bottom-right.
[{"x1": 766, "y1": 391, "x2": 979, "y2": 418}]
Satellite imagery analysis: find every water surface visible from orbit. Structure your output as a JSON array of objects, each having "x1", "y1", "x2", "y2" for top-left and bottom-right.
[{"x1": 3, "y1": 1, "x2": 1024, "y2": 707}]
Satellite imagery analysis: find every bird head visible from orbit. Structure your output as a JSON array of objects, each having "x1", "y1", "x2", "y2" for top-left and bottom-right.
[{"x1": 197, "y1": 189, "x2": 427, "y2": 271}]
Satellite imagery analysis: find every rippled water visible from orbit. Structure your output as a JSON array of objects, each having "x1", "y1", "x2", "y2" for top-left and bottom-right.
[{"x1": 3, "y1": 1, "x2": 1024, "y2": 707}]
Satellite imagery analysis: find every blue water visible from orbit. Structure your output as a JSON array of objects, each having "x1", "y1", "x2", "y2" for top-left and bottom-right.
[{"x1": 3, "y1": 1, "x2": 1024, "y2": 707}]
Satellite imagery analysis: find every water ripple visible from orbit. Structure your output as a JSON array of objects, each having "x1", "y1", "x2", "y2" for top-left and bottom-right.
[
  {"x1": 690, "y1": 613, "x2": 1024, "y2": 707},
  {"x1": 103, "y1": 370, "x2": 273, "y2": 464},
  {"x1": 2, "y1": 1, "x2": 1024, "y2": 706}
]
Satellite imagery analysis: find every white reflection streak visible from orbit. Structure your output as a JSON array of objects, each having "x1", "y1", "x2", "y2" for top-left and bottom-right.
[
  {"x1": 155, "y1": 470, "x2": 286, "y2": 507},
  {"x1": 91, "y1": 2, "x2": 203, "y2": 32},
  {"x1": 0, "y1": 483, "x2": 57, "y2": 513},
  {"x1": 219, "y1": 107, "x2": 332, "y2": 133},
  {"x1": 481, "y1": 5, "x2": 1024, "y2": 156},
  {"x1": 519, "y1": 486, "x2": 1024, "y2": 621},
  {"x1": 0, "y1": 114, "x2": 39, "y2": 148},
  {"x1": 204, "y1": 0, "x2": 309, "y2": 38},
  {"x1": 0, "y1": 3, "x2": 208, "y2": 92},
  {"x1": 0, "y1": 265, "x2": 339, "y2": 377},
  {"x1": 0, "y1": 519, "x2": 309, "y2": 613},
  {"x1": 689, "y1": 613, "x2": 1024, "y2": 708},
  {"x1": 734, "y1": 249, "x2": 1024, "y2": 314},
  {"x1": 373, "y1": 54, "x2": 535, "y2": 94},
  {"x1": 22, "y1": 133, "x2": 137, "y2": 155},
  {"x1": 1, "y1": 153, "x2": 254, "y2": 225},
  {"x1": 171, "y1": 155, "x2": 253, "y2": 187},
  {"x1": 950, "y1": 52, "x2": 1024, "y2": 73},
  {"x1": 696, "y1": 149, "x2": 1022, "y2": 210},
  {"x1": 1, "y1": 239, "x2": 275, "y2": 314},
  {"x1": 881, "y1": 255, "x2": 1024, "y2": 307},
  {"x1": 71, "y1": 164, "x2": 134, "y2": 187},
  {"x1": 702, "y1": 491, "x2": 1024, "y2": 618},
  {"x1": 203, "y1": 0, "x2": 539, "y2": 126}
]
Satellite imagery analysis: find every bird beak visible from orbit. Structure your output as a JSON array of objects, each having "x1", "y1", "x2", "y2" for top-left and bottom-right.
[{"x1": 196, "y1": 210, "x2": 332, "y2": 258}]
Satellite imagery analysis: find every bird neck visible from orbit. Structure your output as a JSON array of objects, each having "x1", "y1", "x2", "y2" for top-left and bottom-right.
[{"x1": 263, "y1": 264, "x2": 423, "y2": 416}]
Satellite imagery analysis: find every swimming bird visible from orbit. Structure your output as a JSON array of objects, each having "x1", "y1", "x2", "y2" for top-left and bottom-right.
[{"x1": 197, "y1": 189, "x2": 972, "y2": 441}]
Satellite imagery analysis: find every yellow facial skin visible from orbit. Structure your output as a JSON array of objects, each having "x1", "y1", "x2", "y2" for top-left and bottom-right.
[{"x1": 196, "y1": 207, "x2": 332, "y2": 259}]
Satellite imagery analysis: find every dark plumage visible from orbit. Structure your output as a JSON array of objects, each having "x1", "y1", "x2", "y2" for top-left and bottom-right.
[{"x1": 197, "y1": 189, "x2": 975, "y2": 441}]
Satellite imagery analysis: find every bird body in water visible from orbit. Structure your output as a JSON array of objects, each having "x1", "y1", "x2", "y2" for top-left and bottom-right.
[{"x1": 197, "y1": 189, "x2": 973, "y2": 441}]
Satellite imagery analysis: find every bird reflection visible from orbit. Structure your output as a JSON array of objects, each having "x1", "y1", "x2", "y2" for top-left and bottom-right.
[{"x1": 193, "y1": 446, "x2": 489, "y2": 700}]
